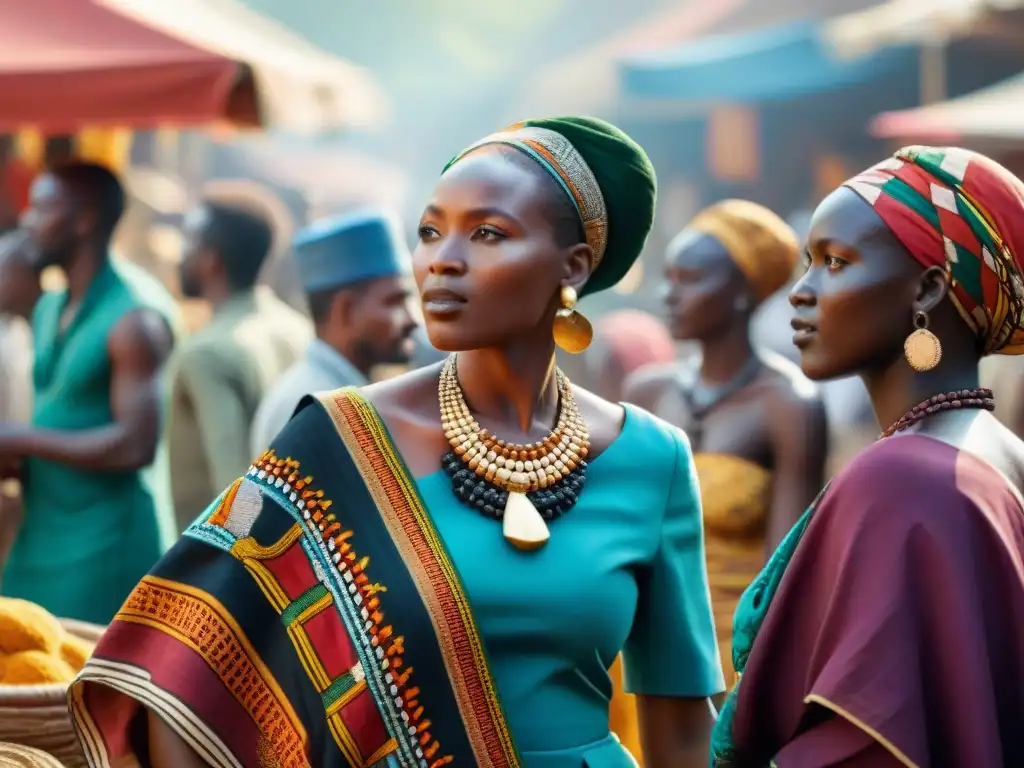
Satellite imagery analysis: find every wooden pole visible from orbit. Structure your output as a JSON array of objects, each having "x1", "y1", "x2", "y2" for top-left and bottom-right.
[{"x1": 919, "y1": 35, "x2": 948, "y2": 105}]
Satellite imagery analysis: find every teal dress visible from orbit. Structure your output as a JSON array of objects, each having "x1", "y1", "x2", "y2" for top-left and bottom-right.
[
  {"x1": 416, "y1": 404, "x2": 725, "y2": 766},
  {"x1": 65, "y1": 392, "x2": 724, "y2": 768},
  {"x1": 2, "y1": 258, "x2": 179, "y2": 624}
]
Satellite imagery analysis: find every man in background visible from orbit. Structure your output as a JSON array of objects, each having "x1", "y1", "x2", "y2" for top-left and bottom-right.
[
  {"x1": 250, "y1": 209, "x2": 418, "y2": 452},
  {"x1": 0, "y1": 162, "x2": 178, "y2": 622},
  {"x1": 0, "y1": 137, "x2": 33, "y2": 234},
  {"x1": 0, "y1": 230, "x2": 38, "y2": 424},
  {"x1": 0, "y1": 230, "x2": 39, "y2": 576},
  {"x1": 168, "y1": 199, "x2": 311, "y2": 530}
]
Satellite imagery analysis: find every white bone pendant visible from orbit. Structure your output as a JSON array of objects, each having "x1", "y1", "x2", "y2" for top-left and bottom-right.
[{"x1": 502, "y1": 491, "x2": 550, "y2": 551}]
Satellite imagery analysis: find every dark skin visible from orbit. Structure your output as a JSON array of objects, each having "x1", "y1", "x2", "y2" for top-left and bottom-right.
[
  {"x1": 146, "y1": 145, "x2": 716, "y2": 768},
  {"x1": 317, "y1": 274, "x2": 418, "y2": 377},
  {"x1": 145, "y1": 710, "x2": 208, "y2": 768},
  {"x1": 378, "y1": 146, "x2": 714, "y2": 767},
  {"x1": 624, "y1": 230, "x2": 828, "y2": 555},
  {"x1": 0, "y1": 173, "x2": 173, "y2": 473},
  {"x1": 781, "y1": 185, "x2": 1024, "y2": 755},
  {"x1": 796, "y1": 187, "x2": 981, "y2": 427},
  {"x1": 178, "y1": 206, "x2": 233, "y2": 305}
]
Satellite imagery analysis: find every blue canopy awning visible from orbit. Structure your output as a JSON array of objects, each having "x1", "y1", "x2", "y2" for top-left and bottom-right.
[{"x1": 618, "y1": 19, "x2": 919, "y2": 103}]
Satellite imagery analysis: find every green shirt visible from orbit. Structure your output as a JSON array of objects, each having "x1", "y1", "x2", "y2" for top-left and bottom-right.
[{"x1": 2, "y1": 258, "x2": 179, "y2": 623}]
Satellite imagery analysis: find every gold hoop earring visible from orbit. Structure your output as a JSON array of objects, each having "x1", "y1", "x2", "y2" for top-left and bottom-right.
[
  {"x1": 552, "y1": 285, "x2": 593, "y2": 354},
  {"x1": 904, "y1": 311, "x2": 942, "y2": 372}
]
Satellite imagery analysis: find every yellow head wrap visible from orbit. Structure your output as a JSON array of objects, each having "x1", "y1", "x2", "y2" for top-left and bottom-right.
[{"x1": 685, "y1": 199, "x2": 799, "y2": 304}]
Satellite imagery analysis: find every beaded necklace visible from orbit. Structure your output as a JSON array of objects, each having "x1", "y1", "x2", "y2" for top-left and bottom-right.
[
  {"x1": 879, "y1": 387, "x2": 995, "y2": 439},
  {"x1": 438, "y1": 355, "x2": 591, "y2": 551}
]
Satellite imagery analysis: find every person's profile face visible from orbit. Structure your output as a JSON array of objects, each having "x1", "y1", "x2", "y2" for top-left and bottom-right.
[
  {"x1": 21, "y1": 174, "x2": 74, "y2": 268},
  {"x1": 662, "y1": 230, "x2": 746, "y2": 341},
  {"x1": 790, "y1": 186, "x2": 924, "y2": 381},
  {"x1": 179, "y1": 206, "x2": 213, "y2": 299}
]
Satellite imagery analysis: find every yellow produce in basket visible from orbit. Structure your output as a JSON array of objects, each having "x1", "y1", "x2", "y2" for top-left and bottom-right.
[
  {"x1": 0, "y1": 597, "x2": 97, "y2": 685},
  {"x1": 1, "y1": 650, "x2": 76, "y2": 685},
  {"x1": 0, "y1": 599, "x2": 62, "y2": 656},
  {"x1": 59, "y1": 632, "x2": 95, "y2": 671}
]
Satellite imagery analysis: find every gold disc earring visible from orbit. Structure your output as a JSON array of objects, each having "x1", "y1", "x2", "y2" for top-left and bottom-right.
[
  {"x1": 904, "y1": 310, "x2": 942, "y2": 372},
  {"x1": 552, "y1": 285, "x2": 593, "y2": 354}
]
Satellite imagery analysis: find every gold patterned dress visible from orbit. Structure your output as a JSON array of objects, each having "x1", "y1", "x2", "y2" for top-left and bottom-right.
[{"x1": 693, "y1": 452, "x2": 773, "y2": 684}]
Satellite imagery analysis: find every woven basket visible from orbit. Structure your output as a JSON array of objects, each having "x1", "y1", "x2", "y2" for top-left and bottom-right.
[
  {"x1": 0, "y1": 740, "x2": 67, "y2": 767},
  {"x1": 0, "y1": 619, "x2": 106, "y2": 768}
]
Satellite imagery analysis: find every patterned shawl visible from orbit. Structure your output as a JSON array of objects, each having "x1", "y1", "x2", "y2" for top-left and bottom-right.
[{"x1": 844, "y1": 146, "x2": 1024, "y2": 355}]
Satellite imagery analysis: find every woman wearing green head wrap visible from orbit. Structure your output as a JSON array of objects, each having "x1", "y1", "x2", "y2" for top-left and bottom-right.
[{"x1": 69, "y1": 118, "x2": 724, "y2": 768}]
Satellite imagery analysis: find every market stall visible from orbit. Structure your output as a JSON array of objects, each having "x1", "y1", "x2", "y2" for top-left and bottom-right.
[
  {"x1": 871, "y1": 70, "x2": 1024, "y2": 142},
  {"x1": 0, "y1": 0, "x2": 386, "y2": 134}
]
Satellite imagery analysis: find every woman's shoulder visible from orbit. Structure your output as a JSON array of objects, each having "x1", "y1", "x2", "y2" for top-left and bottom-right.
[
  {"x1": 575, "y1": 387, "x2": 695, "y2": 501},
  {"x1": 285, "y1": 365, "x2": 442, "y2": 436},
  {"x1": 576, "y1": 386, "x2": 689, "y2": 460},
  {"x1": 829, "y1": 435, "x2": 963, "y2": 515},
  {"x1": 358, "y1": 363, "x2": 444, "y2": 419},
  {"x1": 838, "y1": 433, "x2": 976, "y2": 489},
  {"x1": 824, "y1": 434, "x2": 1023, "y2": 542},
  {"x1": 624, "y1": 398, "x2": 693, "y2": 459}
]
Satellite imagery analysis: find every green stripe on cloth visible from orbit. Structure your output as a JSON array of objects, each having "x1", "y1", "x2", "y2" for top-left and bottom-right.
[
  {"x1": 280, "y1": 583, "x2": 330, "y2": 627},
  {"x1": 909, "y1": 146, "x2": 952, "y2": 178},
  {"x1": 956, "y1": 194, "x2": 1002, "y2": 256},
  {"x1": 883, "y1": 176, "x2": 941, "y2": 231},
  {"x1": 952, "y1": 241, "x2": 984, "y2": 301},
  {"x1": 322, "y1": 668, "x2": 360, "y2": 710}
]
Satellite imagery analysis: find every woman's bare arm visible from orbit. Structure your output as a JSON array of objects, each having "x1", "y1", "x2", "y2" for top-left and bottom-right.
[
  {"x1": 638, "y1": 695, "x2": 715, "y2": 768},
  {"x1": 146, "y1": 710, "x2": 209, "y2": 768}
]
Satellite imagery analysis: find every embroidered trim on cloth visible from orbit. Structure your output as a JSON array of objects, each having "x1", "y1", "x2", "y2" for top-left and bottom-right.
[
  {"x1": 317, "y1": 390, "x2": 520, "y2": 768},
  {"x1": 239, "y1": 451, "x2": 439, "y2": 768},
  {"x1": 803, "y1": 694, "x2": 920, "y2": 768},
  {"x1": 69, "y1": 576, "x2": 308, "y2": 768},
  {"x1": 185, "y1": 478, "x2": 262, "y2": 553},
  {"x1": 449, "y1": 125, "x2": 608, "y2": 270},
  {"x1": 231, "y1": 520, "x2": 396, "y2": 767}
]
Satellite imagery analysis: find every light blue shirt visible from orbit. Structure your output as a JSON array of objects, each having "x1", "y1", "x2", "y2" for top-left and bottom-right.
[{"x1": 250, "y1": 339, "x2": 366, "y2": 455}]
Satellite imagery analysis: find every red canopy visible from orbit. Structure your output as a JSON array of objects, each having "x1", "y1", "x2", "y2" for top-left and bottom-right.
[
  {"x1": 871, "y1": 72, "x2": 1024, "y2": 143},
  {"x1": 0, "y1": 0, "x2": 259, "y2": 132}
]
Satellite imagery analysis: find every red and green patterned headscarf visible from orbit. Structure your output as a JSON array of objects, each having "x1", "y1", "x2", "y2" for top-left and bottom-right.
[{"x1": 844, "y1": 146, "x2": 1024, "y2": 355}]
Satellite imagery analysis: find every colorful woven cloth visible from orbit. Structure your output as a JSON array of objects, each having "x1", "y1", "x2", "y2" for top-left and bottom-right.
[{"x1": 844, "y1": 146, "x2": 1024, "y2": 356}]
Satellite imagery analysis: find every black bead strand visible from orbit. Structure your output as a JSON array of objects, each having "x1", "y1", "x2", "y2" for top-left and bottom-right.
[{"x1": 440, "y1": 451, "x2": 587, "y2": 521}]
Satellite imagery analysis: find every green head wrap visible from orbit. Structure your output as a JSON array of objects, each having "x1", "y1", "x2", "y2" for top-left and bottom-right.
[{"x1": 445, "y1": 116, "x2": 657, "y2": 297}]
